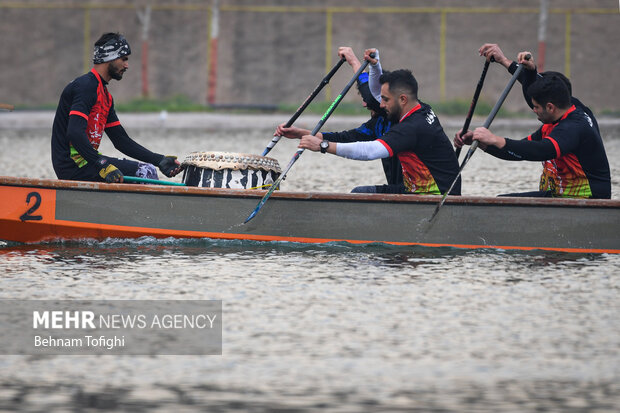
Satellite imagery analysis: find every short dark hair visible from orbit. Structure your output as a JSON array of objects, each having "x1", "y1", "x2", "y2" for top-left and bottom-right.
[
  {"x1": 527, "y1": 74, "x2": 571, "y2": 109},
  {"x1": 95, "y1": 32, "x2": 122, "y2": 47},
  {"x1": 541, "y1": 71, "x2": 572, "y2": 96},
  {"x1": 379, "y1": 69, "x2": 418, "y2": 99}
]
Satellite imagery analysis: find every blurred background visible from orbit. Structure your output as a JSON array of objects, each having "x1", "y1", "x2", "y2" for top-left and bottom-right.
[{"x1": 1, "y1": 0, "x2": 619, "y2": 115}]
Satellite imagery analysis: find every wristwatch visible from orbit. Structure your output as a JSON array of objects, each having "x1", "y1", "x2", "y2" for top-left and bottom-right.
[{"x1": 320, "y1": 140, "x2": 329, "y2": 154}]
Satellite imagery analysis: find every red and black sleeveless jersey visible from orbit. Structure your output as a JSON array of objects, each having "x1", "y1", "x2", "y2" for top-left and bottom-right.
[{"x1": 51, "y1": 69, "x2": 121, "y2": 172}]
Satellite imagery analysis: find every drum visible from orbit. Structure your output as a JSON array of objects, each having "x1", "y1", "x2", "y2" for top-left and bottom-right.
[{"x1": 181, "y1": 151, "x2": 282, "y2": 189}]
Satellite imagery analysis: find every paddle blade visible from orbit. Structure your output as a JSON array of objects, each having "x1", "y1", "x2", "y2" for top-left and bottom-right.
[
  {"x1": 243, "y1": 182, "x2": 280, "y2": 224},
  {"x1": 244, "y1": 209, "x2": 259, "y2": 224},
  {"x1": 262, "y1": 135, "x2": 283, "y2": 156},
  {"x1": 429, "y1": 203, "x2": 442, "y2": 222},
  {"x1": 243, "y1": 163, "x2": 290, "y2": 224}
]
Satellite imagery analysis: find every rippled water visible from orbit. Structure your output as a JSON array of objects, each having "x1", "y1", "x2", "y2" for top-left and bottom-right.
[
  {"x1": 2, "y1": 120, "x2": 619, "y2": 196},
  {"x1": 1, "y1": 120, "x2": 619, "y2": 411}
]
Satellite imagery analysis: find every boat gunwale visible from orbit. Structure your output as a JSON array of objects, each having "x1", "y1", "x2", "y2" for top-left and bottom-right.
[{"x1": 1, "y1": 176, "x2": 619, "y2": 209}]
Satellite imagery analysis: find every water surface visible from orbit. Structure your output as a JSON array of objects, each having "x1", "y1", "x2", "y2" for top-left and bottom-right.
[{"x1": 0, "y1": 122, "x2": 619, "y2": 411}]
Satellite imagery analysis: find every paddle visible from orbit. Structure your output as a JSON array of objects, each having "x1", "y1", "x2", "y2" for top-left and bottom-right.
[
  {"x1": 429, "y1": 55, "x2": 530, "y2": 221},
  {"x1": 244, "y1": 55, "x2": 374, "y2": 224},
  {"x1": 0, "y1": 103, "x2": 15, "y2": 111},
  {"x1": 455, "y1": 57, "x2": 493, "y2": 160},
  {"x1": 123, "y1": 176, "x2": 186, "y2": 186},
  {"x1": 261, "y1": 57, "x2": 347, "y2": 156}
]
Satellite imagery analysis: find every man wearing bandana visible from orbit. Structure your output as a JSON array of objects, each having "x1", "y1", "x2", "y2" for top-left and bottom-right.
[{"x1": 51, "y1": 32, "x2": 182, "y2": 183}]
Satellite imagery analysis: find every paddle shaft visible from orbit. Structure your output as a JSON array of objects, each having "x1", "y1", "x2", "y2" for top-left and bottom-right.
[
  {"x1": 0, "y1": 103, "x2": 14, "y2": 111},
  {"x1": 461, "y1": 58, "x2": 529, "y2": 166},
  {"x1": 123, "y1": 176, "x2": 186, "y2": 186},
  {"x1": 245, "y1": 57, "x2": 373, "y2": 224},
  {"x1": 455, "y1": 58, "x2": 492, "y2": 160},
  {"x1": 430, "y1": 57, "x2": 529, "y2": 221},
  {"x1": 261, "y1": 57, "x2": 347, "y2": 156}
]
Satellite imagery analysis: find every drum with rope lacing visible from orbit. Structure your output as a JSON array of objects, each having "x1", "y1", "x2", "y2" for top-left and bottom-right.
[{"x1": 181, "y1": 151, "x2": 281, "y2": 189}]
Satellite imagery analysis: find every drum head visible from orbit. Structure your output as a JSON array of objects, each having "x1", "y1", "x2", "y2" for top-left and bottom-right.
[{"x1": 182, "y1": 151, "x2": 281, "y2": 173}]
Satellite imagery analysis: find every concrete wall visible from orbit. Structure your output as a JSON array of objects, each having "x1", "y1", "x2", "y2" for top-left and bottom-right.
[{"x1": 0, "y1": 0, "x2": 618, "y2": 113}]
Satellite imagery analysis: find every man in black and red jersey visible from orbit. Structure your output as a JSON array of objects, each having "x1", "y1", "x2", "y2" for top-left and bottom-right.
[
  {"x1": 456, "y1": 75, "x2": 611, "y2": 199},
  {"x1": 51, "y1": 32, "x2": 182, "y2": 183},
  {"x1": 478, "y1": 43, "x2": 600, "y2": 134},
  {"x1": 297, "y1": 69, "x2": 460, "y2": 195}
]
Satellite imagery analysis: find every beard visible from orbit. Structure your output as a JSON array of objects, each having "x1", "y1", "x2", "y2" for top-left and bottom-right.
[
  {"x1": 370, "y1": 108, "x2": 389, "y2": 120},
  {"x1": 536, "y1": 110, "x2": 552, "y2": 124},
  {"x1": 108, "y1": 64, "x2": 125, "y2": 81},
  {"x1": 386, "y1": 108, "x2": 400, "y2": 124}
]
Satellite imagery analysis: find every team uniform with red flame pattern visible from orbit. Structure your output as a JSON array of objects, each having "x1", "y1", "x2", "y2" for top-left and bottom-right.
[
  {"x1": 485, "y1": 105, "x2": 610, "y2": 198},
  {"x1": 51, "y1": 68, "x2": 164, "y2": 181},
  {"x1": 376, "y1": 102, "x2": 461, "y2": 195}
]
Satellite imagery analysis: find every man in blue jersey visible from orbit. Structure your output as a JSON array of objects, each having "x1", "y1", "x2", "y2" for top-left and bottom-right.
[
  {"x1": 51, "y1": 32, "x2": 182, "y2": 183},
  {"x1": 276, "y1": 47, "x2": 401, "y2": 192}
]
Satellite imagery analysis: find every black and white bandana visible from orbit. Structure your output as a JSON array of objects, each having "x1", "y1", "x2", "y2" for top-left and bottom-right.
[{"x1": 93, "y1": 35, "x2": 131, "y2": 64}]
